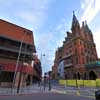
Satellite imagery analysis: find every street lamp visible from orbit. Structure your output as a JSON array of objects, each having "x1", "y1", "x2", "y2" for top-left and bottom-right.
[
  {"x1": 40, "y1": 52, "x2": 45, "y2": 76},
  {"x1": 41, "y1": 53, "x2": 46, "y2": 91},
  {"x1": 36, "y1": 48, "x2": 54, "y2": 91},
  {"x1": 37, "y1": 50, "x2": 46, "y2": 91}
]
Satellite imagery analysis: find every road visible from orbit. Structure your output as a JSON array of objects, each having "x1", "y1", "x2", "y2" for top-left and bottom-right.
[{"x1": 0, "y1": 93, "x2": 94, "y2": 100}]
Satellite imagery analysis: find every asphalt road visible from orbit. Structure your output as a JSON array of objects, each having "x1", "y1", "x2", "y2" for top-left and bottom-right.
[{"x1": 0, "y1": 93, "x2": 95, "y2": 100}]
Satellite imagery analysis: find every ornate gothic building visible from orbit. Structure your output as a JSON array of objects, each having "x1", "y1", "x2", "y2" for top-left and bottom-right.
[{"x1": 52, "y1": 12, "x2": 100, "y2": 80}]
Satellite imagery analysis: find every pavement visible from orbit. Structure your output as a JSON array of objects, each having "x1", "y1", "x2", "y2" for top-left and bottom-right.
[
  {"x1": 0, "y1": 92, "x2": 94, "y2": 100},
  {"x1": 0, "y1": 83, "x2": 97, "y2": 100},
  {"x1": 0, "y1": 84, "x2": 51, "y2": 95},
  {"x1": 51, "y1": 85, "x2": 97, "y2": 99}
]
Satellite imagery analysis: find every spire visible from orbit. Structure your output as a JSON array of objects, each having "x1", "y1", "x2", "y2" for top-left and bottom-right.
[
  {"x1": 73, "y1": 11, "x2": 75, "y2": 15},
  {"x1": 84, "y1": 20, "x2": 92, "y2": 34},
  {"x1": 71, "y1": 11, "x2": 80, "y2": 32}
]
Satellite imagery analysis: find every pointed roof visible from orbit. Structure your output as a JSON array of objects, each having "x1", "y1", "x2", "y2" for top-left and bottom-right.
[
  {"x1": 71, "y1": 11, "x2": 80, "y2": 31},
  {"x1": 83, "y1": 21, "x2": 92, "y2": 34}
]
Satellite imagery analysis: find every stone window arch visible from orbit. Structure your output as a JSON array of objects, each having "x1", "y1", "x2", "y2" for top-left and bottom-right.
[{"x1": 89, "y1": 71, "x2": 97, "y2": 80}]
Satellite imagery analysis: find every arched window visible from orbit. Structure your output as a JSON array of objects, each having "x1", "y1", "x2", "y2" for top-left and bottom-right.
[{"x1": 89, "y1": 71, "x2": 97, "y2": 80}]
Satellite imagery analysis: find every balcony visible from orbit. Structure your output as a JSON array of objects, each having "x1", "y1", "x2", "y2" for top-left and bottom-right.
[
  {"x1": 0, "y1": 45, "x2": 33, "y2": 56},
  {"x1": 64, "y1": 63, "x2": 73, "y2": 68},
  {"x1": 62, "y1": 53, "x2": 73, "y2": 60}
]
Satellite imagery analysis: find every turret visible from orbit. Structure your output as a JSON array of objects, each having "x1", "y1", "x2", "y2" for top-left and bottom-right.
[
  {"x1": 82, "y1": 21, "x2": 93, "y2": 41},
  {"x1": 71, "y1": 11, "x2": 80, "y2": 35}
]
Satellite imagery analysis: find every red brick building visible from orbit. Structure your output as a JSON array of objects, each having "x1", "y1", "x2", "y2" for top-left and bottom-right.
[
  {"x1": 33, "y1": 55, "x2": 42, "y2": 82},
  {"x1": 52, "y1": 47, "x2": 63, "y2": 79},
  {"x1": 0, "y1": 19, "x2": 41, "y2": 87},
  {"x1": 52, "y1": 12, "x2": 100, "y2": 80}
]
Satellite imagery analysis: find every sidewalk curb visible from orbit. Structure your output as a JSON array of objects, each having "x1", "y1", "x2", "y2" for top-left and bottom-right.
[
  {"x1": 51, "y1": 89, "x2": 95, "y2": 99},
  {"x1": 0, "y1": 92, "x2": 48, "y2": 97}
]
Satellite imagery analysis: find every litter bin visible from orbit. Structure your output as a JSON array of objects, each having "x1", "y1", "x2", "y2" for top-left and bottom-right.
[{"x1": 95, "y1": 90, "x2": 100, "y2": 100}]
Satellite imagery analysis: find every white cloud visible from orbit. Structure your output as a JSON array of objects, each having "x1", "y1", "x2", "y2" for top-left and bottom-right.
[
  {"x1": 55, "y1": 18, "x2": 67, "y2": 32},
  {"x1": 36, "y1": 19, "x2": 66, "y2": 70},
  {"x1": 39, "y1": 33, "x2": 53, "y2": 48},
  {"x1": 93, "y1": 29, "x2": 100, "y2": 58},
  {"x1": 56, "y1": 39, "x2": 63, "y2": 48},
  {"x1": 16, "y1": 0, "x2": 52, "y2": 30},
  {"x1": 36, "y1": 17, "x2": 67, "y2": 52},
  {"x1": 18, "y1": 11, "x2": 37, "y2": 23},
  {"x1": 80, "y1": 0, "x2": 100, "y2": 58},
  {"x1": 80, "y1": 0, "x2": 100, "y2": 24},
  {"x1": 54, "y1": 17, "x2": 68, "y2": 48},
  {"x1": 81, "y1": 0, "x2": 91, "y2": 9},
  {"x1": 0, "y1": 0, "x2": 54, "y2": 31}
]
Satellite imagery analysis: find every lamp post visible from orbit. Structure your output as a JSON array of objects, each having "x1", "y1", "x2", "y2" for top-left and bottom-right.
[
  {"x1": 36, "y1": 48, "x2": 55, "y2": 91},
  {"x1": 43, "y1": 74, "x2": 46, "y2": 91},
  {"x1": 42, "y1": 54, "x2": 46, "y2": 91},
  {"x1": 39, "y1": 51, "x2": 46, "y2": 91}
]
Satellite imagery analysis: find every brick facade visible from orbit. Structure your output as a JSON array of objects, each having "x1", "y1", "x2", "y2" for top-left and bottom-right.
[
  {"x1": 52, "y1": 12, "x2": 100, "y2": 80},
  {"x1": 0, "y1": 19, "x2": 41, "y2": 87}
]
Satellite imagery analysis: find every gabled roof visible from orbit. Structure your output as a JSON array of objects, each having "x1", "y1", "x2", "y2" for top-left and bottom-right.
[{"x1": 82, "y1": 21, "x2": 92, "y2": 34}]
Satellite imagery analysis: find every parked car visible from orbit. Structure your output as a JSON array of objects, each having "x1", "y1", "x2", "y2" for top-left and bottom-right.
[{"x1": 95, "y1": 90, "x2": 100, "y2": 100}]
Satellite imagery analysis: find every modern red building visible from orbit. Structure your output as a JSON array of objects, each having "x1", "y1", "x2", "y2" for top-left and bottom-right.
[
  {"x1": 52, "y1": 12, "x2": 100, "y2": 80},
  {"x1": 0, "y1": 19, "x2": 40, "y2": 87}
]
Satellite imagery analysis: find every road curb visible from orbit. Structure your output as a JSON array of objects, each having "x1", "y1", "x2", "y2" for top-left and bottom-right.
[
  {"x1": 51, "y1": 89, "x2": 95, "y2": 99},
  {"x1": 0, "y1": 91, "x2": 58, "y2": 97}
]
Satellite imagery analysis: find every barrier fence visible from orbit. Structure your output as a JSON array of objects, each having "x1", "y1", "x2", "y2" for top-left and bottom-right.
[{"x1": 59, "y1": 79, "x2": 100, "y2": 87}]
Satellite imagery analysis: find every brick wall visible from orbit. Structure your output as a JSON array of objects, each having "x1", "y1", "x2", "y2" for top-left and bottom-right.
[{"x1": 0, "y1": 19, "x2": 34, "y2": 45}]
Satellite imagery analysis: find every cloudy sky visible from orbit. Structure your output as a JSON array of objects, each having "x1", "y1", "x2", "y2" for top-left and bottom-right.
[{"x1": 0, "y1": 0, "x2": 100, "y2": 74}]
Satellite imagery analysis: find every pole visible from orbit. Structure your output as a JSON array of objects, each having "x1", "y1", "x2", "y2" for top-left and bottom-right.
[
  {"x1": 43, "y1": 54, "x2": 46, "y2": 91},
  {"x1": 39, "y1": 51, "x2": 44, "y2": 91},
  {"x1": 17, "y1": 39, "x2": 27, "y2": 93},
  {"x1": 17, "y1": 69, "x2": 22, "y2": 93},
  {"x1": 12, "y1": 32, "x2": 26, "y2": 94},
  {"x1": 48, "y1": 77, "x2": 51, "y2": 91},
  {"x1": 43, "y1": 75, "x2": 46, "y2": 91},
  {"x1": 48, "y1": 72, "x2": 51, "y2": 91},
  {"x1": 40, "y1": 53, "x2": 46, "y2": 92}
]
